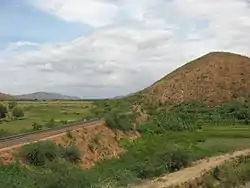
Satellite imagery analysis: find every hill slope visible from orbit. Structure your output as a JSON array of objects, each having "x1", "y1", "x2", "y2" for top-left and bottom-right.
[
  {"x1": 138, "y1": 52, "x2": 250, "y2": 106},
  {"x1": 15, "y1": 92, "x2": 80, "y2": 100},
  {"x1": 0, "y1": 92, "x2": 13, "y2": 101}
]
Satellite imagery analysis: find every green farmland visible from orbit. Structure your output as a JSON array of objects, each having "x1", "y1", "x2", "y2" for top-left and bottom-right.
[{"x1": 0, "y1": 101, "x2": 93, "y2": 134}]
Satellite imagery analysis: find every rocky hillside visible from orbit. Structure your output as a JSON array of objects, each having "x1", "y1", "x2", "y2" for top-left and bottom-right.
[{"x1": 138, "y1": 52, "x2": 250, "y2": 106}]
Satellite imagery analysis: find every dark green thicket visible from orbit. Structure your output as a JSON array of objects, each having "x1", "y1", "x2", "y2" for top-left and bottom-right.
[
  {"x1": 12, "y1": 106, "x2": 24, "y2": 118},
  {"x1": 105, "y1": 112, "x2": 134, "y2": 131},
  {"x1": 0, "y1": 104, "x2": 7, "y2": 119},
  {"x1": 139, "y1": 99, "x2": 250, "y2": 134},
  {"x1": 32, "y1": 122, "x2": 43, "y2": 131},
  {"x1": 19, "y1": 141, "x2": 61, "y2": 166},
  {"x1": 19, "y1": 141, "x2": 81, "y2": 166},
  {"x1": 8, "y1": 101, "x2": 17, "y2": 110}
]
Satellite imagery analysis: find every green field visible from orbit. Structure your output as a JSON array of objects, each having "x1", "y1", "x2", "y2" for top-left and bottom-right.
[
  {"x1": 1, "y1": 99, "x2": 250, "y2": 187},
  {"x1": 0, "y1": 101, "x2": 93, "y2": 133}
]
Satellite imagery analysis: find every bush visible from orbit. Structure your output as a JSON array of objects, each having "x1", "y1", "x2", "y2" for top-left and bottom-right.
[
  {"x1": 19, "y1": 141, "x2": 60, "y2": 166},
  {"x1": 0, "y1": 104, "x2": 7, "y2": 119},
  {"x1": 8, "y1": 101, "x2": 17, "y2": 110},
  {"x1": 12, "y1": 106, "x2": 24, "y2": 118},
  {"x1": 105, "y1": 113, "x2": 133, "y2": 131},
  {"x1": 60, "y1": 120, "x2": 68, "y2": 125},
  {"x1": 32, "y1": 122, "x2": 43, "y2": 131},
  {"x1": 61, "y1": 145, "x2": 81, "y2": 164},
  {"x1": 164, "y1": 147, "x2": 190, "y2": 172},
  {"x1": 45, "y1": 118, "x2": 56, "y2": 128},
  {"x1": 66, "y1": 130, "x2": 73, "y2": 139}
]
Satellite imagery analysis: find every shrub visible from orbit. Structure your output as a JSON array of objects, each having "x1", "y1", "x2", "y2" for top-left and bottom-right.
[
  {"x1": 61, "y1": 145, "x2": 81, "y2": 164},
  {"x1": 0, "y1": 104, "x2": 7, "y2": 119},
  {"x1": 12, "y1": 106, "x2": 24, "y2": 118},
  {"x1": 212, "y1": 167, "x2": 220, "y2": 180},
  {"x1": 164, "y1": 147, "x2": 190, "y2": 172},
  {"x1": 32, "y1": 122, "x2": 43, "y2": 131},
  {"x1": 66, "y1": 130, "x2": 74, "y2": 139},
  {"x1": 105, "y1": 113, "x2": 133, "y2": 131},
  {"x1": 60, "y1": 120, "x2": 68, "y2": 125},
  {"x1": 8, "y1": 101, "x2": 17, "y2": 110},
  {"x1": 45, "y1": 118, "x2": 56, "y2": 128},
  {"x1": 19, "y1": 141, "x2": 60, "y2": 166}
]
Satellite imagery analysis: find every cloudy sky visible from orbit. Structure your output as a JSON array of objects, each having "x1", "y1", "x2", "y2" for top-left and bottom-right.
[{"x1": 1, "y1": 0, "x2": 250, "y2": 98}]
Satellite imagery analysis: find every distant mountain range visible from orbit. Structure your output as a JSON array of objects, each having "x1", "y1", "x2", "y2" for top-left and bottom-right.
[
  {"x1": 0, "y1": 92, "x2": 81, "y2": 100},
  {"x1": 15, "y1": 92, "x2": 81, "y2": 100}
]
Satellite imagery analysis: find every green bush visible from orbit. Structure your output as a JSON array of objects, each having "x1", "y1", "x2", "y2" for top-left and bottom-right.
[
  {"x1": 8, "y1": 101, "x2": 17, "y2": 110},
  {"x1": 164, "y1": 147, "x2": 190, "y2": 172},
  {"x1": 19, "y1": 141, "x2": 60, "y2": 166},
  {"x1": 12, "y1": 106, "x2": 24, "y2": 118},
  {"x1": 45, "y1": 118, "x2": 56, "y2": 128},
  {"x1": 0, "y1": 104, "x2": 7, "y2": 119},
  {"x1": 61, "y1": 145, "x2": 81, "y2": 164},
  {"x1": 32, "y1": 122, "x2": 43, "y2": 131},
  {"x1": 105, "y1": 112, "x2": 134, "y2": 131},
  {"x1": 60, "y1": 120, "x2": 68, "y2": 125}
]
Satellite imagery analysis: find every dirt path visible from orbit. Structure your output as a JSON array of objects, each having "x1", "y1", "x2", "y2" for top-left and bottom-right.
[{"x1": 135, "y1": 149, "x2": 250, "y2": 188}]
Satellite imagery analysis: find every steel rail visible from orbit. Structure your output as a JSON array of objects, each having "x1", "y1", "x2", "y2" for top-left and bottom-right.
[{"x1": 0, "y1": 118, "x2": 104, "y2": 149}]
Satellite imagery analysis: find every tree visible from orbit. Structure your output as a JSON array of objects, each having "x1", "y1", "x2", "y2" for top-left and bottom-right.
[
  {"x1": 0, "y1": 104, "x2": 7, "y2": 119},
  {"x1": 8, "y1": 101, "x2": 17, "y2": 110},
  {"x1": 12, "y1": 106, "x2": 24, "y2": 118}
]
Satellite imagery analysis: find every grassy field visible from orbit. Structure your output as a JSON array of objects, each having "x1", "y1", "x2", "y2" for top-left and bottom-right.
[
  {"x1": 0, "y1": 101, "x2": 93, "y2": 133},
  {"x1": 1, "y1": 125, "x2": 250, "y2": 188}
]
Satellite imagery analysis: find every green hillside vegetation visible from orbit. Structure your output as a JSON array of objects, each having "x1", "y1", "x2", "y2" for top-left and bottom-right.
[
  {"x1": 1, "y1": 98, "x2": 250, "y2": 187},
  {"x1": 0, "y1": 101, "x2": 92, "y2": 135}
]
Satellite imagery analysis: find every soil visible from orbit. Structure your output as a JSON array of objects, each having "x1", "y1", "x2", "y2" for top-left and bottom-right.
[{"x1": 139, "y1": 52, "x2": 250, "y2": 106}]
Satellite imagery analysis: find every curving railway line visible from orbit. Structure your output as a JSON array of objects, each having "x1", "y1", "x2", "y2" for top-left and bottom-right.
[{"x1": 0, "y1": 119, "x2": 104, "y2": 149}]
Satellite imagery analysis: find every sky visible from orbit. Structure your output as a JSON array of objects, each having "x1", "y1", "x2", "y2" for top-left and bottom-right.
[{"x1": 1, "y1": 0, "x2": 250, "y2": 98}]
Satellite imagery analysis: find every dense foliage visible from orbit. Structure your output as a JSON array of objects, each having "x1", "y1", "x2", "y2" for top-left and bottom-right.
[
  {"x1": 12, "y1": 106, "x2": 24, "y2": 118},
  {"x1": 0, "y1": 104, "x2": 7, "y2": 119},
  {"x1": 19, "y1": 141, "x2": 81, "y2": 166}
]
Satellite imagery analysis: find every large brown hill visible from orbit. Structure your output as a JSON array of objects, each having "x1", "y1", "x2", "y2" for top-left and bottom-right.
[
  {"x1": 138, "y1": 52, "x2": 250, "y2": 106},
  {"x1": 0, "y1": 92, "x2": 13, "y2": 101}
]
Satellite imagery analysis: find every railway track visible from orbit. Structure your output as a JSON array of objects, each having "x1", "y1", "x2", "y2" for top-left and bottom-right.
[{"x1": 0, "y1": 118, "x2": 104, "y2": 149}]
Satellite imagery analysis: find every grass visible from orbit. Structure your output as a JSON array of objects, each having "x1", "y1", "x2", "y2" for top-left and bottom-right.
[
  {"x1": 0, "y1": 101, "x2": 93, "y2": 133},
  {"x1": 1, "y1": 99, "x2": 250, "y2": 187},
  {"x1": 202, "y1": 156, "x2": 250, "y2": 187},
  {"x1": 1, "y1": 125, "x2": 250, "y2": 188}
]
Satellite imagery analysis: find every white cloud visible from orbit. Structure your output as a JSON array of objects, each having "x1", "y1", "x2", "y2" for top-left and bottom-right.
[
  {"x1": 1, "y1": 0, "x2": 250, "y2": 98},
  {"x1": 28, "y1": 0, "x2": 120, "y2": 27},
  {"x1": 4, "y1": 41, "x2": 39, "y2": 52}
]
